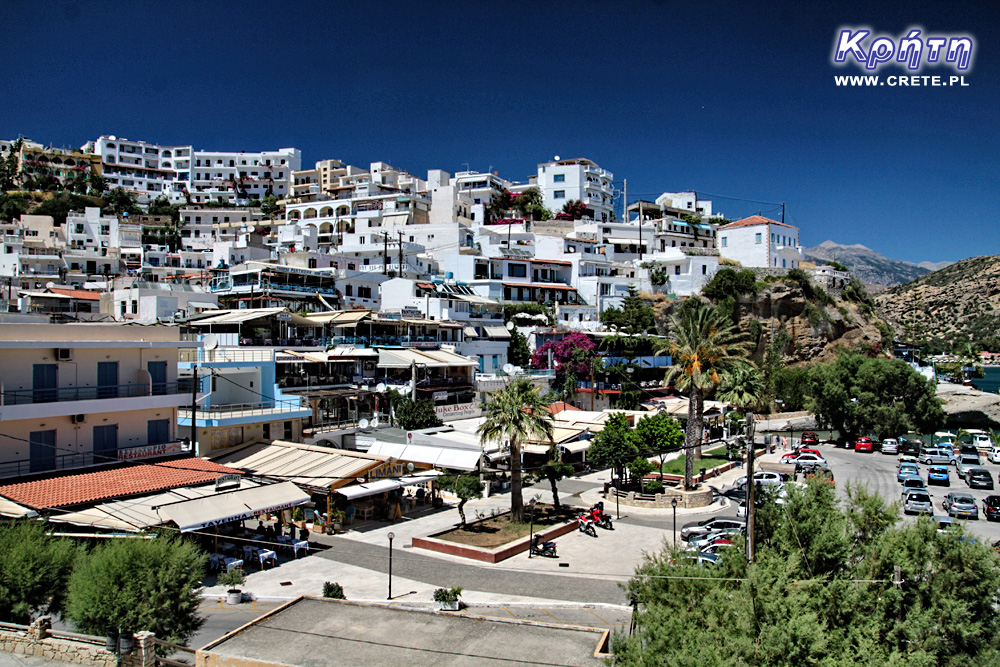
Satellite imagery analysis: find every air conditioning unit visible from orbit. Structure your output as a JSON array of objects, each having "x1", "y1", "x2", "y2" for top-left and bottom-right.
[
  {"x1": 71, "y1": 414, "x2": 87, "y2": 424},
  {"x1": 56, "y1": 348, "x2": 73, "y2": 362}
]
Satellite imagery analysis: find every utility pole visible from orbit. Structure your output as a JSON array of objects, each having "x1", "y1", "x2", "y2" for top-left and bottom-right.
[
  {"x1": 638, "y1": 200, "x2": 643, "y2": 261},
  {"x1": 410, "y1": 359, "x2": 417, "y2": 401},
  {"x1": 781, "y1": 202, "x2": 786, "y2": 225},
  {"x1": 382, "y1": 232, "x2": 388, "y2": 275},
  {"x1": 745, "y1": 412, "x2": 756, "y2": 564},
  {"x1": 622, "y1": 179, "x2": 627, "y2": 223},
  {"x1": 190, "y1": 365, "x2": 198, "y2": 455},
  {"x1": 397, "y1": 231, "x2": 404, "y2": 276}
]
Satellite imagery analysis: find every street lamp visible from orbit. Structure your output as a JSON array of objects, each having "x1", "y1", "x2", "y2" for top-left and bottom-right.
[
  {"x1": 527, "y1": 499, "x2": 537, "y2": 558},
  {"x1": 671, "y1": 497, "x2": 678, "y2": 546},
  {"x1": 613, "y1": 474, "x2": 621, "y2": 519},
  {"x1": 387, "y1": 531, "x2": 395, "y2": 600}
]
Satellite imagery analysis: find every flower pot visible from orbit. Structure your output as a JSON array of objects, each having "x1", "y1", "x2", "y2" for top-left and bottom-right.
[
  {"x1": 433, "y1": 600, "x2": 460, "y2": 611},
  {"x1": 226, "y1": 589, "x2": 243, "y2": 605}
]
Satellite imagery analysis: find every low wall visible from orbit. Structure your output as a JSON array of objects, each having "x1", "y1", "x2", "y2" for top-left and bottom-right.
[
  {"x1": 413, "y1": 519, "x2": 579, "y2": 564},
  {"x1": 608, "y1": 486, "x2": 714, "y2": 509},
  {"x1": 0, "y1": 618, "x2": 155, "y2": 667}
]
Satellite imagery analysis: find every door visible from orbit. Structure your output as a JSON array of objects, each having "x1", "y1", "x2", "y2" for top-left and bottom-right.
[
  {"x1": 147, "y1": 419, "x2": 170, "y2": 445},
  {"x1": 32, "y1": 364, "x2": 58, "y2": 403},
  {"x1": 93, "y1": 424, "x2": 118, "y2": 463},
  {"x1": 97, "y1": 361, "x2": 119, "y2": 399},
  {"x1": 148, "y1": 361, "x2": 167, "y2": 396},
  {"x1": 29, "y1": 430, "x2": 56, "y2": 473}
]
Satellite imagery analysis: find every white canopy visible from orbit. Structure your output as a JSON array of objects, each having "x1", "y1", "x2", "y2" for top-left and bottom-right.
[
  {"x1": 365, "y1": 441, "x2": 482, "y2": 471},
  {"x1": 336, "y1": 479, "x2": 402, "y2": 500},
  {"x1": 159, "y1": 482, "x2": 310, "y2": 533}
]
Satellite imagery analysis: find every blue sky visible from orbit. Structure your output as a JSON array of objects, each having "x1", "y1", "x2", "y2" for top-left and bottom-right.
[{"x1": 1, "y1": 0, "x2": 996, "y2": 263}]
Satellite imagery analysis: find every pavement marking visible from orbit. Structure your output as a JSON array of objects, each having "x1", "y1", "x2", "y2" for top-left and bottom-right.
[
  {"x1": 540, "y1": 608, "x2": 561, "y2": 622},
  {"x1": 502, "y1": 607, "x2": 518, "y2": 619},
  {"x1": 585, "y1": 607, "x2": 610, "y2": 625}
]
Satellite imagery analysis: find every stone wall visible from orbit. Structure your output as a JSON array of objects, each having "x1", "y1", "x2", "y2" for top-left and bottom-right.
[
  {"x1": 609, "y1": 486, "x2": 714, "y2": 509},
  {"x1": 0, "y1": 617, "x2": 156, "y2": 667}
]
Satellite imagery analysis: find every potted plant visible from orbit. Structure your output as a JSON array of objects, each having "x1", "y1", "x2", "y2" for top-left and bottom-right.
[
  {"x1": 329, "y1": 509, "x2": 346, "y2": 534},
  {"x1": 292, "y1": 506, "x2": 306, "y2": 528},
  {"x1": 218, "y1": 569, "x2": 246, "y2": 605},
  {"x1": 322, "y1": 581, "x2": 346, "y2": 600},
  {"x1": 432, "y1": 587, "x2": 463, "y2": 611}
]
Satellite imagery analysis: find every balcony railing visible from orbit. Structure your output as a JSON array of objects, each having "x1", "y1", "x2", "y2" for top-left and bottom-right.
[
  {"x1": 0, "y1": 440, "x2": 187, "y2": 480},
  {"x1": 179, "y1": 400, "x2": 306, "y2": 419},
  {"x1": 180, "y1": 348, "x2": 275, "y2": 363},
  {"x1": 2, "y1": 380, "x2": 192, "y2": 406}
]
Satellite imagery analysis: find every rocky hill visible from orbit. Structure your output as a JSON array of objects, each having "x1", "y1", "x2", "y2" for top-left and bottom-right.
[
  {"x1": 805, "y1": 240, "x2": 931, "y2": 288},
  {"x1": 875, "y1": 254, "x2": 1000, "y2": 350}
]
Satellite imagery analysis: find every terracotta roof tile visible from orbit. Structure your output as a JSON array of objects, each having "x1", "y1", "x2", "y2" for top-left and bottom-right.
[
  {"x1": 0, "y1": 458, "x2": 242, "y2": 510},
  {"x1": 47, "y1": 288, "x2": 101, "y2": 301},
  {"x1": 547, "y1": 401, "x2": 582, "y2": 415},
  {"x1": 719, "y1": 215, "x2": 796, "y2": 230}
]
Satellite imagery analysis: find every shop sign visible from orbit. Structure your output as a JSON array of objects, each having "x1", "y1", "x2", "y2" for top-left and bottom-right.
[
  {"x1": 117, "y1": 442, "x2": 182, "y2": 462},
  {"x1": 433, "y1": 402, "x2": 481, "y2": 420}
]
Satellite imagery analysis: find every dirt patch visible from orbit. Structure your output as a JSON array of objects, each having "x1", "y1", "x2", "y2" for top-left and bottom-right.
[{"x1": 436, "y1": 504, "x2": 578, "y2": 548}]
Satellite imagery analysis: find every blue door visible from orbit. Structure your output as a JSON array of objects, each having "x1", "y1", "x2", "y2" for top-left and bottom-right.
[
  {"x1": 148, "y1": 361, "x2": 167, "y2": 396},
  {"x1": 32, "y1": 364, "x2": 57, "y2": 403},
  {"x1": 93, "y1": 424, "x2": 118, "y2": 463},
  {"x1": 147, "y1": 419, "x2": 170, "y2": 445},
  {"x1": 98, "y1": 362, "x2": 118, "y2": 399},
  {"x1": 29, "y1": 430, "x2": 56, "y2": 473}
]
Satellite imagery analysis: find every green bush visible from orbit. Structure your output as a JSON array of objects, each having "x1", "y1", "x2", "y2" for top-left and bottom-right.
[
  {"x1": 217, "y1": 569, "x2": 245, "y2": 589},
  {"x1": 432, "y1": 587, "x2": 463, "y2": 603},
  {"x1": 0, "y1": 521, "x2": 79, "y2": 623},
  {"x1": 322, "y1": 581, "x2": 345, "y2": 599},
  {"x1": 644, "y1": 480, "x2": 665, "y2": 494}
]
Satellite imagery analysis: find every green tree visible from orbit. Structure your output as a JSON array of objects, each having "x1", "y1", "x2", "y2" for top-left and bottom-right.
[
  {"x1": 104, "y1": 187, "x2": 142, "y2": 217},
  {"x1": 0, "y1": 522, "x2": 78, "y2": 623},
  {"x1": 511, "y1": 187, "x2": 551, "y2": 221},
  {"x1": 65, "y1": 536, "x2": 205, "y2": 646},
  {"x1": 477, "y1": 378, "x2": 554, "y2": 522},
  {"x1": 0, "y1": 139, "x2": 23, "y2": 191},
  {"x1": 540, "y1": 448, "x2": 575, "y2": 510},
  {"x1": 87, "y1": 173, "x2": 107, "y2": 196},
  {"x1": 586, "y1": 412, "x2": 638, "y2": 482},
  {"x1": 507, "y1": 326, "x2": 531, "y2": 367},
  {"x1": 600, "y1": 285, "x2": 656, "y2": 334},
  {"x1": 32, "y1": 192, "x2": 94, "y2": 225},
  {"x1": 807, "y1": 352, "x2": 945, "y2": 442},
  {"x1": 0, "y1": 194, "x2": 30, "y2": 222},
  {"x1": 717, "y1": 363, "x2": 766, "y2": 415},
  {"x1": 438, "y1": 474, "x2": 483, "y2": 527},
  {"x1": 701, "y1": 268, "x2": 758, "y2": 302},
  {"x1": 388, "y1": 391, "x2": 443, "y2": 430},
  {"x1": 660, "y1": 300, "x2": 751, "y2": 489},
  {"x1": 627, "y1": 455, "x2": 655, "y2": 487},
  {"x1": 633, "y1": 412, "x2": 684, "y2": 479},
  {"x1": 559, "y1": 199, "x2": 588, "y2": 220},
  {"x1": 260, "y1": 195, "x2": 280, "y2": 218},
  {"x1": 485, "y1": 189, "x2": 515, "y2": 223}
]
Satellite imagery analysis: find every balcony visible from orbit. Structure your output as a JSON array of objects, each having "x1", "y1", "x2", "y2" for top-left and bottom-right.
[
  {"x1": 179, "y1": 400, "x2": 308, "y2": 421},
  {"x1": 0, "y1": 440, "x2": 189, "y2": 480},
  {"x1": 1, "y1": 380, "x2": 192, "y2": 406}
]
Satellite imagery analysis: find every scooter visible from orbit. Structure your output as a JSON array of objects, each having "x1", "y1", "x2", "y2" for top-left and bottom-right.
[
  {"x1": 578, "y1": 513, "x2": 598, "y2": 537},
  {"x1": 530, "y1": 535, "x2": 557, "y2": 557},
  {"x1": 589, "y1": 502, "x2": 613, "y2": 530}
]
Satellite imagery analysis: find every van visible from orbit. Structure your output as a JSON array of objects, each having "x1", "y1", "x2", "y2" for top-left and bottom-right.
[{"x1": 919, "y1": 447, "x2": 954, "y2": 465}]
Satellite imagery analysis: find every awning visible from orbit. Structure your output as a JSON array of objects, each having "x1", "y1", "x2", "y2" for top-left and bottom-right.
[
  {"x1": 560, "y1": 440, "x2": 592, "y2": 454},
  {"x1": 463, "y1": 326, "x2": 479, "y2": 338},
  {"x1": 378, "y1": 348, "x2": 478, "y2": 369},
  {"x1": 501, "y1": 283, "x2": 577, "y2": 291},
  {"x1": 365, "y1": 441, "x2": 483, "y2": 471},
  {"x1": 305, "y1": 310, "x2": 372, "y2": 326},
  {"x1": 336, "y1": 479, "x2": 401, "y2": 500},
  {"x1": 381, "y1": 212, "x2": 410, "y2": 226},
  {"x1": 522, "y1": 443, "x2": 552, "y2": 456},
  {"x1": 605, "y1": 238, "x2": 649, "y2": 245},
  {"x1": 0, "y1": 496, "x2": 37, "y2": 518},
  {"x1": 483, "y1": 325, "x2": 511, "y2": 340},
  {"x1": 159, "y1": 482, "x2": 311, "y2": 532},
  {"x1": 453, "y1": 294, "x2": 499, "y2": 306},
  {"x1": 189, "y1": 308, "x2": 317, "y2": 327},
  {"x1": 188, "y1": 301, "x2": 219, "y2": 310}
]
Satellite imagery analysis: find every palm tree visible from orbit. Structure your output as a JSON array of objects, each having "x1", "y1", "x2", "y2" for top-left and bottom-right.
[
  {"x1": 477, "y1": 377, "x2": 554, "y2": 522},
  {"x1": 660, "y1": 300, "x2": 751, "y2": 490},
  {"x1": 717, "y1": 364, "x2": 766, "y2": 419}
]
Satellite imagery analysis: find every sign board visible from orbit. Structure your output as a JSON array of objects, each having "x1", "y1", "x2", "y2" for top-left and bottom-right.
[
  {"x1": 406, "y1": 431, "x2": 433, "y2": 447},
  {"x1": 215, "y1": 474, "x2": 242, "y2": 493},
  {"x1": 275, "y1": 312, "x2": 293, "y2": 322},
  {"x1": 433, "y1": 402, "x2": 482, "y2": 420},
  {"x1": 369, "y1": 461, "x2": 407, "y2": 479},
  {"x1": 117, "y1": 441, "x2": 183, "y2": 462},
  {"x1": 401, "y1": 306, "x2": 423, "y2": 319},
  {"x1": 432, "y1": 391, "x2": 449, "y2": 401},
  {"x1": 376, "y1": 311, "x2": 402, "y2": 321}
]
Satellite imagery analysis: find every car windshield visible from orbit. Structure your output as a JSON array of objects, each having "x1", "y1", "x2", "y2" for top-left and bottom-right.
[
  {"x1": 930, "y1": 467, "x2": 947, "y2": 474},
  {"x1": 987, "y1": 497, "x2": 1000, "y2": 507},
  {"x1": 908, "y1": 494, "x2": 931, "y2": 503},
  {"x1": 971, "y1": 471, "x2": 990, "y2": 479}
]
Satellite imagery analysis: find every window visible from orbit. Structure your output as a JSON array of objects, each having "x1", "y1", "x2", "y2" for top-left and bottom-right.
[
  {"x1": 553, "y1": 174, "x2": 565, "y2": 183},
  {"x1": 345, "y1": 285, "x2": 353, "y2": 296},
  {"x1": 782, "y1": 258, "x2": 787, "y2": 268},
  {"x1": 702, "y1": 265, "x2": 707, "y2": 274},
  {"x1": 674, "y1": 265, "x2": 681, "y2": 275},
  {"x1": 147, "y1": 419, "x2": 170, "y2": 446},
  {"x1": 755, "y1": 233, "x2": 762, "y2": 244},
  {"x1": 508, "y1": 264, "x2": 527, "y2": 278},
  {"x1": 771, "y1": 233, "x2": 775, "y2": 243},
  {"x1": 358, "y1": 286, "x2": 372, "y2": 299},
  {"x1": 721, "y1": 237, "x2": 728, "y2": 247},
  {"x1": 553, "y1": 190, "x2": 565, "y2": 199}
]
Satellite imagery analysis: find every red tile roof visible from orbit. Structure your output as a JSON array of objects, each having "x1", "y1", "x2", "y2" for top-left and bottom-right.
[
  {"x1": 547, "y1": 402, "x2": 582, "y2": 415},
  {"x1": 47, "y1": 288, "x2": 101, "y2": 301},
  {"x1": 719, "y1": 215, "x2": 796, "y2": 230},
  {"x1": 0, "y1": 458, "x2": 243, "y2": 510}
]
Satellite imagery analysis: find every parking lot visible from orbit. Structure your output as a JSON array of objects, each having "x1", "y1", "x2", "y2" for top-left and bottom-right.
[{"x1": 792, "y1": 443, "x2": 1000, "y2": 545}]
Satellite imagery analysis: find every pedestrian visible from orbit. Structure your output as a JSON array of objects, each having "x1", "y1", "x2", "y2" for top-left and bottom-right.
[{"x1": 781, "y1": 436, "x2": 788, "y2": 451}]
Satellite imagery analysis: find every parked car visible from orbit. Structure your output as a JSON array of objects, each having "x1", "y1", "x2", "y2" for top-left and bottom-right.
[
  {"x1": 897, "y1": 455, "x2": 919, "y2": 468},
  {"x1": 988, "y1": 447, "x2": 1000, "y2": 464},
  {"x1": 902, "y1": 490, "x2": 934, "y2": 515},
  {"x1": 982, "y1": 495, "x2": 1000, "y2": 521},
  {"x1": 881, "y1": 438, "x2": 899, "y2": 455},
  {"x1": 942, "y1": 492, "x2": 979, "y2": 519},
  {"x1": 699, "y1": 542, "x2": 737, "y2": 556},
  {"x1": 780, "y1": 453, "x2": 827, "y2": 469},
  {"x1": 855, "y1": 437, "x2": 874, "y2": 453},
  {"x1": 897, "y1": 462, "x2": 920, "y2": 482},
  {"x1": 956, "y1": 453, "x2": 983, "y2": 481},
  {"x1": 668, "y1": 552, "x2": 720, "y2": 567},
  {"x1": 686, "y1": 528, "x2": 743, "y2": 551},
  {"x1": 926, "y1": 465, "x2": 950, "y2": 486},
  {"x1": 899, "y1": 439, "x2": 922, "y2": 457},
  {"x1": 803, "y1": 466, "x2": 835, "y2": 486},
  {"x1": 967, "y1": 468, "x2": 994, "y2": 490},
  {"x1": 735, "y1": 471, "x2": 784, "y2": 489},
  {"x1": 933, "y1": 515, "x2": 956, "y2": 532},
  {"x1": 794, "y1": 447, "x2": 823, "y2": 458},
  {"x1": 972, "y1": 433, "x2": 992, "y2": 449},
  {"x1": 899, "y1": 476, "x2": 928, "y2": 499},
  {"x1": 800, "y1": 432, "x2": 819, "y2": 446},
  {"x1": 679, "y1": 516, "x2": 746, "y2": 542},
  {"x1": 919, "y1": 447, "x2": 955, "y2": 466}
]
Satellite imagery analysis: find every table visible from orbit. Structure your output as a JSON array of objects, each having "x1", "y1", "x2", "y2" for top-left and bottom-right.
[
  {"x1": 356, "y1": 506, "x2": 374, "y2": 521},
  {"x1": 292, "y1": 540, "x2": 309, "y2": 558},
  {"x1": 258, "y1": 549, "x2": 277, "y2": 569},
  {"x1": 219, "y1": 542, "x2": 237, "y2": 555},
  {"x1": 224, "y1": 558, "x2": 244, "y2": 572}
]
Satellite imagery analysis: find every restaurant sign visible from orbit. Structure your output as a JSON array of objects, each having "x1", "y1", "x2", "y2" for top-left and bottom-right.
[
  {"x1": 369, "y1": 461, "x2": 408, "y2": 479},
  {"x1": 433, "y1": 402, "x2": 481, "y2": 420},
  {"x1": 117, "y1": 441, "x2": 183, "y2": 462},
  {"x1": 195, "y1": 500, "x2": 306, "y2": 530}
]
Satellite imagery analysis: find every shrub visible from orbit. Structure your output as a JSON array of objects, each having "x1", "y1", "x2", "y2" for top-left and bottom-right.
[
  {"x1": 644, "y1": 480, "x2": 665, "y2": 494},
  {"x1": 432, "y1": 587, "x2": 463, "y2": 603},
  {"x1": 217, "y1": 569, "x2": 245, "y2": 589},
  {"x1": 322, "y1": 581, "x2": 345, "y2": 599}
]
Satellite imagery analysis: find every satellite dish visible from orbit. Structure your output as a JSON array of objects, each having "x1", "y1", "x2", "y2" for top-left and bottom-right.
[
  {"x1": 375, "y1": 383, "x2": 386, "y2": 393},
  {"x1": 371, "y1": 416, "x2": 380, "y2": 428},
  {"x1": 202, "y1": 333, "x2": 218, "y2": 350},
  {"x1": 503, "y1": 363, "x2": 515, "y2": 375},
  {"x1": 359, "y1": 418, "x2": 370, "y2": 429},
  {"x1": 505, "y1": 321, "x2": 514, "y2": 331},
  {"x1": 406, "y1": 462, "x2": 415, "y2": 473},
  {"x1": 246, "y1": 225, "x2": 256, "y2": 233},
  {"x1": 554, "y1": 155, "x2": 561, "y2": 160},
  {"x1": 46, "y1": 281, "x2": 55, "y2": 289}
]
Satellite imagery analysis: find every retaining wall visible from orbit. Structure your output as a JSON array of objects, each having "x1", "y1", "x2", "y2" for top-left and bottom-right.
[
  {"x1": 0, "y1": 617, "x2": 155, "y2": 667},
  {"x1": 413, "y1": 518, "x2": 579, "y2": 563}
]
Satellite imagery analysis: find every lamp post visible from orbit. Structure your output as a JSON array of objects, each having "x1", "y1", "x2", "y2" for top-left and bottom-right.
[
  {"x1": 387, "y1": 531, "x2": 395, "y2": 600},
  {"x1": 613, "y1": 474, "x2": 621, "y2": 519},
  {"x1": 527, "y1": 499, "x2": 537, "y2": 558},
  {"x1": 671, "y1": 497, "x2": 678, "y2": 546}
]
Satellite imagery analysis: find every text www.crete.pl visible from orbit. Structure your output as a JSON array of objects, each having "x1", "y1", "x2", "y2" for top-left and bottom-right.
[{"x1": 835, "y1": 75, "x2": 970, "y2": 87}]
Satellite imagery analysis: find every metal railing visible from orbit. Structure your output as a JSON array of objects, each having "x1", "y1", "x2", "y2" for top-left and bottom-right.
[
  {"x1": 0, "y1": 440, "x2": 187, "y2": 479},
  {"x1": 179, "y1": 401, "x2": 307, "y2": 419},
  {"x1": 179, "y1": 347, "x2": 275, "y2": 363},
  {"x1": 1, "y1": 380, "x2": 191, "y2": 406}
]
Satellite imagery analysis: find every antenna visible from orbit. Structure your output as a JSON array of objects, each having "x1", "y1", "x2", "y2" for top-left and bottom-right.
[{"x1": 202, "y1": 333, "x2": 218, "y2": 350}]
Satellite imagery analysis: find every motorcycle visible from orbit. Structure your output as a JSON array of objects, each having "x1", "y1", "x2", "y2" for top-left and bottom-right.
[
  {"x1": 589, "y1": 502, "x2": 613, "y2": 530},
  {"x1": 578, "y1": 513, "x2": 598, "y2": 537},
  {"x1": 530, "y1": 535, "x2": 557, "y2": 557}
]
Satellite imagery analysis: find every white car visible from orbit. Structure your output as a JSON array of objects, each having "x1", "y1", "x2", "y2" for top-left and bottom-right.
[
  {"x1": 685, "y1": 529, "x2": 741, "y2": 551},
  {"x1": 988, "y1": 447, "x2": 1000, "y2": 464},
  {"x1": 881, "y1": 439, "x2": 899, "y2": 455},
  {"x1": 735, "y1": 471, "x2": 784, "y2": 489}
]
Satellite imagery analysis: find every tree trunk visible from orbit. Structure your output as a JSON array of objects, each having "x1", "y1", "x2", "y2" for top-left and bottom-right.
[
  {"x1": 684, "y1": 424, "x2": 696, "y2": 491},
  {"x1": 691, "y1": 386, "x2": 704, "y2": 461},
  {"x1": 549, "y1": 475, "x2": 561, "y2": 509},
  {"x1": 510, "y1": 437, "x2": 524, "y2": 523},
  {"x1": 457, "y1": 499, "x2": 467, "y2": 528}
]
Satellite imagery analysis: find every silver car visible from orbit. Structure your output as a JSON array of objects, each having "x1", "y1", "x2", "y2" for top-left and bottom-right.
[
  {"x1": 942, "y1": 492, "x2": 979, "y2": 519},
  {"x1": 881, "y1": 438, "x2": 899, "y2": 455},
  {"x1": 902, "y1": 490, "x2": 933, "y2": 515}
]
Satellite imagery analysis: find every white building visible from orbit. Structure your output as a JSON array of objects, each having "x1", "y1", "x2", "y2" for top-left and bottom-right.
[
  {"x1": 0, "y1": 323, "x2": 197, "y2": 477},
  {"x1": 85, "y1": 136, "x2": 192, "y2": 204},
  {"x1": 190, "y1": 148, "x2": 301, "y2": 204},
  {"x1": 517, "y1": 158, "x2": 614, "y2": 222},
  {"x1": 100, "y1": 281, "x2": 219, "y2": 324},
  {"x1": 717, "y1": 215, "x2": 803, "y2": 269},
  {"x1": 654, "y1": 191, "x2": 717, "y2": 218}
]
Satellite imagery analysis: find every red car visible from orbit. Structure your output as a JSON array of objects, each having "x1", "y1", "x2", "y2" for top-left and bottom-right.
[
  {"x1": 800, "y1": 432, "x2": 819, "y2": 446},
  {"x1": 797, "y1": 448, "x2": 822, "y2": 458},
  {"x1": 855, "y1": 437, "x2": 874, "y2": 453}
]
